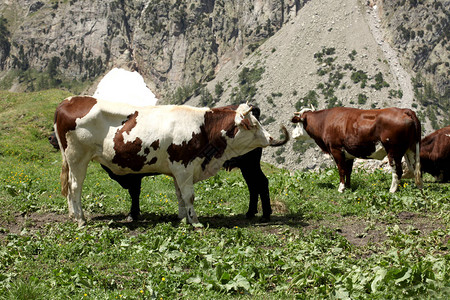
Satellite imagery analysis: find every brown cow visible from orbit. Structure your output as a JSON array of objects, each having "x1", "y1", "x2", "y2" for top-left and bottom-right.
[
  {"x1": 291, "y1": 107, "x2": 423, "y2": 192},
  {"x1": 419, "y1": 125, "x2": 450, "y2": 182}
]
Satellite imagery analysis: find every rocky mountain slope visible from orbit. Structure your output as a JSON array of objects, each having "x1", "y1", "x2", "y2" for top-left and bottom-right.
[
  {"x1": 0, "y1": 0, "x2": 448, "y2": 170},
  {"x1": 187, "y1": 0, "x2": 449, "y2": 170}
]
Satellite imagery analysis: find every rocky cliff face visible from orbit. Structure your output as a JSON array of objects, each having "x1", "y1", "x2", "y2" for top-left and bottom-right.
[
  {"x1": 376, "y1": 0, "x2": 449, "y2": 95},
  {"x1": 374, "y1": 0, "x2": 449, "y2": 128},
  {"x1": 0, "y1": 0, "x2": 305, "y2": 96}
]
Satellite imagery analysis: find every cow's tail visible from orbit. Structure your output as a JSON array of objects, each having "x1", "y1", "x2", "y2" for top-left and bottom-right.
[
  {"x1": 54, "y1": 122, "x2": 69, "y2": 197},
  {"x1": 414, "y1": 141, "x2": 423, "y2": 189},
  {"x1": 269, "y1": 125, "x2": 290, "y2": 147},
  {"x1": 60, "y1": 154, "x2": 69, "y2": 197},
  {"x1": 406, "y1": 109, "x2": 423, "y2": 189}
]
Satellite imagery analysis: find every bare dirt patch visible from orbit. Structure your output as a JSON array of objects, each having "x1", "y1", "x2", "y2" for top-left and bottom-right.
[
  {"x1": 1, "y1": 210, "x2": 447, "y2": 250},
  {"x1": 301, "y1": 211, "x2": 447, "y2": 248}
]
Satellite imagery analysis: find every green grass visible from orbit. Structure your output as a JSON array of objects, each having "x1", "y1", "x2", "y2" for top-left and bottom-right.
[{"x1": 0, "y1": 90, "x2": 449, "y2": 299}]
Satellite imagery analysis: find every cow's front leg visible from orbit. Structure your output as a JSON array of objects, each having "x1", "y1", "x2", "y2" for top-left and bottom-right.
[
  {"x1": 331, "y1": 149, "x2": 347, "y2": 193},
  {"x1": 174, "y1": 177, "x2": 201, "y2": 227},
  {"x1": 174, "y1": 179, "x2": 187, "y2": 219}
]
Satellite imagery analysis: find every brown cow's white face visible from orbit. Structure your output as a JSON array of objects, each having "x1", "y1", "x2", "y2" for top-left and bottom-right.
[
  {"x1": 292, "y1": 108, "x2": 314, "y2": 141},
  {"x1": 292, "y1": 123, "x2": 312, "y2": 141}
]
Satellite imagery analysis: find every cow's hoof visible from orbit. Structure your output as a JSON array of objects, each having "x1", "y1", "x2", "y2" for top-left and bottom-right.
[
  {"x1": 192, "y1": 222, "x2": 204, "y2": 230},
  {"x1": 245, "y1": 212, "x2": 256, "y2": 219},
  {"x1": 126, "y1": 214, "x2": 139, "y2": 222},
  {"x1": 260, "y1": 215, "x2": 271, "y2": 223},
  {"x1": 77, "y1": 219, "x2": 86, "y2": 227}
]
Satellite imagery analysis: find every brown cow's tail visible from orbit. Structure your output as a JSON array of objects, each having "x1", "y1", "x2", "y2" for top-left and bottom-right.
[
  {"x1": 406, "y1": 109, "x2": 423, "y2": 189},
  {"x1": 414, "y1": 141, "x2": 423, "y2": 189}
]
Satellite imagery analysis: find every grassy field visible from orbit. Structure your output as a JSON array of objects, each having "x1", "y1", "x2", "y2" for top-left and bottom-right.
[{"x1": 0, "y1": 90, "x2": 449, "y2": 299}]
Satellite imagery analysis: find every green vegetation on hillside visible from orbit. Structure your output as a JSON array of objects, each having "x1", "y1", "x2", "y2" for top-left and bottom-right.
[
  {"x1": 295, "y1": 48, "x2": 396, "y2": 112},
  {"x1": 0, "y1": 91, "x2": 449, "y2": 299},
  {"x1": 230, "y1": 65, "x2": 265, "y2": 105}
]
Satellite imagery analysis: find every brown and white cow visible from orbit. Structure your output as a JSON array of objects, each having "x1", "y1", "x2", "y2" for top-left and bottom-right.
[
  {"x1": 291, "y1": 107, "x2": 423, "y2": 193},
  {"x1": 54, "y1": 96, "x2": 283, "y2": 226},
  {"x1": 419, "y1": 125, "x2": 450, "y2": 182}
]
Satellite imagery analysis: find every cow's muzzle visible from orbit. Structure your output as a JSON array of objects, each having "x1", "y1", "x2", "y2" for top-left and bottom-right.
[{"x1": 269, "y1": 125, "x2": 289, "y2": 147}]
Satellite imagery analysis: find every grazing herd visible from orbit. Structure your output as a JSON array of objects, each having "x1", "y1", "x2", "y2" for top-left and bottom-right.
[{"x1": 49, "y1": 70, "x2": 449, "y2": 227}]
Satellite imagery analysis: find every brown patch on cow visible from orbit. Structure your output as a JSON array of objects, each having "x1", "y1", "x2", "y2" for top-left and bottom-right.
[
  {"x1": 147, "y1": 157, "x2": 157, "y2": 165},
  {"x1": 167, "y1": 108, "x2": 237, "y2": 169},
  {"x1": 54, "y1": 96, "x2": 97, "y2": 149},
  {"x1": 112, "y1": 111, "x2": 147, "y2": 172},
  {"x1": 150, "y1": 140, "x2": 160, "y2": 150},
  {"x1": 420, "y1": 125, "x2": 450, "y2": 181}
]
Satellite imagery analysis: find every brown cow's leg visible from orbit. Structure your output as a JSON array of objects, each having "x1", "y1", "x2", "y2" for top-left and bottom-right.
[
  {"x1": 344, "y1": 159, "x2": 354, "y2": 189},
  {"x1": 387, "y1": 153, "x2": 402, "y2": 193},
  {"x1": 331, "y1": 149, "x2": 346, "y2": 192}
]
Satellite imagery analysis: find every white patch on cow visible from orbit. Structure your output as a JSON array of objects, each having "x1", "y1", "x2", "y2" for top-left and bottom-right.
[
  {"x1": 367, "y1": 141, "x2": 387, "y2": 160},
  {"x1": 94, "y1": 101, "x2": 210, "y2": 148},
  {"x1": 338, "y1": 182, "x2": 345, "y2": 193},
  {"x1": 390, "y1": 170, "x2": 399, "y2": 193},
  {"x1": 445, "y1": 134, "x2": 450, "y2": 138},
  {"x1": 93, "y1": 68, "x2": 158, "y2": 106}
]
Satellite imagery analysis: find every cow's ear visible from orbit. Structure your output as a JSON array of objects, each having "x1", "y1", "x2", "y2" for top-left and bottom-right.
[{"x1": 240, "y1": 119, "x2": 252, "y2": 130}]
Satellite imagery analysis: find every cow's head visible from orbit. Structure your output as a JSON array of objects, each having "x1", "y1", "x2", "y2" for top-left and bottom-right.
[
  {"x1": 291, "y1": 107, "x2": 314, "y2": 141},
  {"x1": 227, "y1": 103, "x2": 274, "y2": 153},
  {"x1": 49, "y1": 132, "x2": 60, "y2": 149}
]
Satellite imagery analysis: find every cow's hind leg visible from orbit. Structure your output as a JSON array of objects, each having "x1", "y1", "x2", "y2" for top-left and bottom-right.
[
  {"x1": 66, "y1": 155, "x2": 91, "y2": 226},
  {"x1": 387, "y1": 153, "x2": 403, "y2": 193},
  {"x1": 241, "y1": 165, "x2": 271, "y2": 221},
  {"x1": 344, "y1": 159, "x2": 354, "y2": 190}
]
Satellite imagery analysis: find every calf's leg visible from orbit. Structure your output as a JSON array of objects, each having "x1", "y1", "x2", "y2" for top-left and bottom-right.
[
  {"x1": 127, "y1": 178, "x2": 142, "y2": 221},
  {"x1": 240, "y1": 165, "x2": 271, "y2": 220}
]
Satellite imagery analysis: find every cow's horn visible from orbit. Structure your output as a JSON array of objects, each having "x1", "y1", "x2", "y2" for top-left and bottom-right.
[
  {"x1": 310, "y1": 104, "x2": 316, "y2": 111},
  {"x1": 242, "y1": 105, "x2": 253, "y2": 116}
]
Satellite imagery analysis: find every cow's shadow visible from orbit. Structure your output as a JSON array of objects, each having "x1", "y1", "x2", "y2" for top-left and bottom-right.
[{"x1": 91, "y1": 212, "x2": 309, "y2": 230}]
